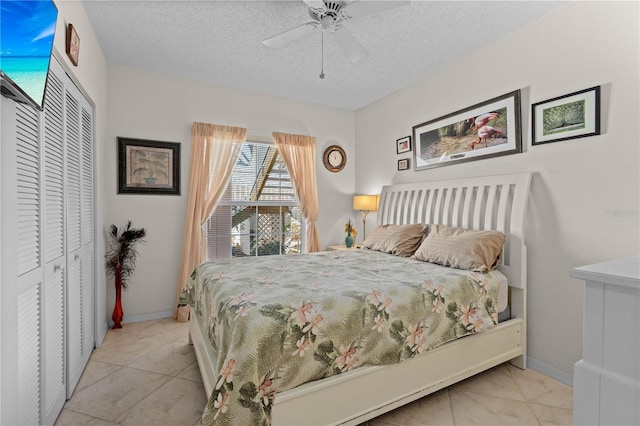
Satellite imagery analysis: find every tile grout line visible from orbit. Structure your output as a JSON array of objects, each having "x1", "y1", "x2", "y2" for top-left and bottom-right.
[
  {"x1": 447, "y1": 388, "x2": 458, "y2": 426},
  {"x1": 449, "y1": 387, "x2": 541, "y2": 406},
  {"x1": 60, "y1": 407, "x2": 116, "y2": 424}
]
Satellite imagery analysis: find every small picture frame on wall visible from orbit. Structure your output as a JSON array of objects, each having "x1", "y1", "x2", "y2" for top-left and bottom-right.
[
  {"x1": 66, "y1": 24, "x2": 80, "y2": 67},
  {"x1": 118, "y1": 137, "x2": 181, "y2": 195},
  {"x1": 532, "y1": 86, "x2": 601, "y2": 145},
  {"x1": 397, "y1": 158, "x2": 410, "y2": 171},
  {"x1": 396, "y1": 135, "x2": 412, "y2": 154}
]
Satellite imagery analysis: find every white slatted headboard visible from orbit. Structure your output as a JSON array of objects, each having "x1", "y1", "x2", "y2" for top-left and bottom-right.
[{"x1": 378, "y1": 173, "x2": 532, "y2": 289}]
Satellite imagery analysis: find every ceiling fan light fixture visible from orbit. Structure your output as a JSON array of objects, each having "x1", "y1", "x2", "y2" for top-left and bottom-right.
[{"x1": 321, "y1": 15, "x2": 335, "y2": 32}]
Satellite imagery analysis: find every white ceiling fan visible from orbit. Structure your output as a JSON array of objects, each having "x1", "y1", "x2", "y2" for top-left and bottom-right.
[{"x1": 262, "y1": 0, "x2": 410, "y2": 65}]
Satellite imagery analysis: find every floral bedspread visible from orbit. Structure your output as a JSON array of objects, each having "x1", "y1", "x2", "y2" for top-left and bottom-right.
[{"x1": 180, "y1": 249, "x2": 503, "y2": 425}]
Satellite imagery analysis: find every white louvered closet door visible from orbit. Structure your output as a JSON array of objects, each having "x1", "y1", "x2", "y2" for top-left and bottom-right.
[
  {"x1": 42, "y1": 65, "x2": 67, "y2": 426},
  {"x1": 15, "y1": 101, "x2": 44, "y2": 426},
  {"x1": 64, "y1": 75, "x2": 94, "y2": 395},
  {"x1": 65, "y1": 81, "x2": 82, "y2": 395},
  {"x1": 80, "y1": 105, "x2": 95, "y2": 363}
]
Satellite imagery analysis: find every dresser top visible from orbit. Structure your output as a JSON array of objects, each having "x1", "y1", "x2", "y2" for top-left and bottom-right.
[{"x1": 570, "y1": 256, "x2": 640, "y2": 289}]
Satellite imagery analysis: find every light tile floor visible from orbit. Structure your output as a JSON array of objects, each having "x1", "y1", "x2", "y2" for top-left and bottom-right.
[{"x1": 55, "y1": 319, "x2": 573, "y2": 426}]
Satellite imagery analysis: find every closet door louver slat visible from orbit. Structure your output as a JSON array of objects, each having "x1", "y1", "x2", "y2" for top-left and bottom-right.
[
  {"x1": 65, "y1": 92, "x2": 81, "y2": 253},
  {"x1": 81, "y1": 253, "x2": 94, "y2": 352},
  {"x1": 81, "y1": 107, "x2": 95, "y2": 356},
  {"x1": 81, "y1": 108, "x2": 93, "y2": 246},
  {"x1": 18, "y1": 284, "x2": 41, "y2": 426},
  {"x1": 66, "y1": 256, "x2": 83, "y2": 379},
  {"x1": 43, "y1": 71, "x2": 65, "y2": 264},
  {"x1": 42, "y1": 268, "x2": 65, "y2": 421},
  {"x1": 15, "y1": 103, "x2": 41, "y2": 276}
]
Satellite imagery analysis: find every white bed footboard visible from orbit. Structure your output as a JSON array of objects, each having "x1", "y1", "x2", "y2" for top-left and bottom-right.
[
  {"x1": 191, "y1": 310, "x2": 525, "y2": 425},
  {"x1": 189, "y1": 172, "x2": 532, "y2": 425}
]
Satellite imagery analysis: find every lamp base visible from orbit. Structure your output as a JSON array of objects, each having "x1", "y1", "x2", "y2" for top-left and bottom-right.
[{"x1": 359, "y1": 210, "x2": 370, "y2": 242}]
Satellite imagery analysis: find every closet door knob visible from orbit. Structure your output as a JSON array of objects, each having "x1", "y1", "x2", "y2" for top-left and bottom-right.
[{"x1": 53, "y1": 264, "x2": 62, "y2": 272}]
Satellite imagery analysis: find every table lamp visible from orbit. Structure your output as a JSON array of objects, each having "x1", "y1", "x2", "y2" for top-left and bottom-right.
[{"x1": 353, "y1": 194, "x2": 379, "y2": 242}]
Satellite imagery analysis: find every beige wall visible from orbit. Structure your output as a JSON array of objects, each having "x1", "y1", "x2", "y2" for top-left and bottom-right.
[
  {"x1": 53, "y1": 0, "x2": 109, "y2": 343},
  {"x1": 104, "y1": 64, "x2": 356, "y2": 320},
  {"x1": 51, "y1": 0, "x2": 638, "y2": 380},
  {"x1": 355, "y1": 1, "x2": 640, "y2": 380}
]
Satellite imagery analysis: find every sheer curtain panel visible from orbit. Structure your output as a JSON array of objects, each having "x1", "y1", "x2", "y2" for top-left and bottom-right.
[
  {"x1": 175, "y1": 123, "x2": 246, "y2": 317},
  {"x1": 272, "y1": 132, "x2": 321, "y2": 253}
]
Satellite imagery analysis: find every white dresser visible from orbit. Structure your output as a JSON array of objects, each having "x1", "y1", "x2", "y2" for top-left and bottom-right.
[{"x1": 570, "y1": 256, "x2": 640, "y2": 426}]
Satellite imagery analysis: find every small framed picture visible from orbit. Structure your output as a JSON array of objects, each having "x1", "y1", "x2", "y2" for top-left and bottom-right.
[
  {"x1": 397, "y1": 158, "x2": 410, "y2": 171},
  {"x1": 66, "y1": 24, "x2": 80, "y2": 67},
  {"x1": 532, "y1": 86, "x2": 601, "y2": 145},
  {"x1": 118, "y1": 137, "x2": 181, "y2": 195},
  {"x1": 396, "y1": 135, "x2": 412, "y2": 154}
]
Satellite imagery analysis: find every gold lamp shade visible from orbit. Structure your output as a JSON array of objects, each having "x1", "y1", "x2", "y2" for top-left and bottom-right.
[{"x1": 353, "y1": 195, "x2": 379, "y2": 212}]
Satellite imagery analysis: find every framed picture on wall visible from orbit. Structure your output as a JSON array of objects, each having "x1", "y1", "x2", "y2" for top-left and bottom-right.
[
  {"x1": 66, "y1": 24, "x2": 80, "y2": 66},
  {"x1": 397, "y1": 158, "x2": 410, "y2": 171},
  {"x1": 117, "y1": 137, "x2": 180, "y2": 195},
  {"x1": 532, "y1": 86, "x2": 601, "y2": 145},
  {"x1": 396, "y1": 136, "x2": 412, "y2": 154},
  {"x1": 413, "y1": 90, "x2": 522, "y2": 171}
]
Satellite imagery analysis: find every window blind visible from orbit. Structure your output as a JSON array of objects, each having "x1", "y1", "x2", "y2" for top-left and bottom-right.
[{"x1": 206, "y1": 141, "x2": 303, "y2": 259}]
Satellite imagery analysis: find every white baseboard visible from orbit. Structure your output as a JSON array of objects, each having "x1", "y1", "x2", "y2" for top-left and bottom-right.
[
  {"x1": 107, "y1": 310, "x2": 174, "y2": 328},
  {"x1": 527, "y1": 356, "x2": 573, "y2": 387},
  {"x1": 99, "y1": 310, "x2": 173, "y2": 347}
]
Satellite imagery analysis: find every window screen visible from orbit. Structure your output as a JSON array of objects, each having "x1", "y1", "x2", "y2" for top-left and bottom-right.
[{"x1": 205, "y1": 142, "x2": 303, "y2": 259}]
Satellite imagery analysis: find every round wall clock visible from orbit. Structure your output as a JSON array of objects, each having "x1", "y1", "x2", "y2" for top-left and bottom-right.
[{"x1": 322, "y1": 145, "x2": 347, "y2": 172}]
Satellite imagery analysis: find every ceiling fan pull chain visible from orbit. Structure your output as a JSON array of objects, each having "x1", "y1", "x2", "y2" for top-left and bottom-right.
[{"x1": 319, "y1": 29, "x2": 326, "y2": 79}]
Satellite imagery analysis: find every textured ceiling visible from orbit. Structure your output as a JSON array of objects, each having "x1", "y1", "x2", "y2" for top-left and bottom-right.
[{"x1": 83, "y1": 0, "x2": 567, "y2": 110}]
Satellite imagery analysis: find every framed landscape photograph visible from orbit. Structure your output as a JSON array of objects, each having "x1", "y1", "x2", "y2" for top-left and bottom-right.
[
  {"x1": 397, "y1": 158, "x2": 410, "y2": 171},
  {"x1": 396, "y1": 135, "x2": 412, "y2": 154},
  {"x1": 532, "y1": 86, "x2": 600, "y2": 145},
  {"x1": 412, "y1": 90, "x2": 522, "y2": 171},
  {"x1": 118, "y1": 137, "x2": 180, "y2": 195}
]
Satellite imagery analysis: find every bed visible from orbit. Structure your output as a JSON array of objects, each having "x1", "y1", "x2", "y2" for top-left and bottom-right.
[{"x1": 183, "y1": 172, "x2": 532, "y2": 425}]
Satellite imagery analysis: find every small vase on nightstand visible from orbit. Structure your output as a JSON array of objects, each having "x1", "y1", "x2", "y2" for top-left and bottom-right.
[{"x1": 345, "y1": 232, "x2": 354, "y2": 248}]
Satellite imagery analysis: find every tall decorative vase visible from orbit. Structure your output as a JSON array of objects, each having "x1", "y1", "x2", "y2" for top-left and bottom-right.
[
  {"x1": 112, "y1": 264, "x2": 124, "y2": 329},
  {"x1": 345, "y1": 232, "x2": 354, "y2": 248}
]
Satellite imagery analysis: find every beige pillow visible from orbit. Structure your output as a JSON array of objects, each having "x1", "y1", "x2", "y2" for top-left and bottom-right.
[
  {"x1": 412, "y1": 225, "x2": 505, "y2": 272},
  {"x1": 362, "y1": 224, "x2": 428, "y2": 257}
]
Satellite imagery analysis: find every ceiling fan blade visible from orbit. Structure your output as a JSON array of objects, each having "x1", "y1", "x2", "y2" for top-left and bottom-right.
[
  {"x1": 302, "y1": 0, "x2": 327, "y2": 12},
  {"x1": 262, "y1": 22, "x2": 319, "y2": 48},
  {"x1": 333, "y1": 28, "x2": 368, "y2": 63},
  {"x1": 342, "y1": 0, "x2": 411, "y2": 19}
]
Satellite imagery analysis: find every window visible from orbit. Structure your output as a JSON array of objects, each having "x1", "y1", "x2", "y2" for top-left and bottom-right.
[{"x1": 206, "y1": 141, "x2": 303, "y2": 259}]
